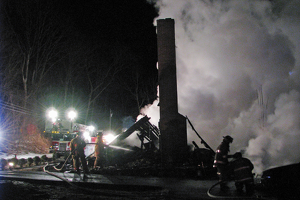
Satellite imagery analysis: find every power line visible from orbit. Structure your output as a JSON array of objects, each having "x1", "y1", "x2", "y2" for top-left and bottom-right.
[{"x1": 0, "y1": 101, "x2": 35, "y2": 116}]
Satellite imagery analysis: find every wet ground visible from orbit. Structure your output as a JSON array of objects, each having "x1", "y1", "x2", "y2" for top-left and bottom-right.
[
  {"x1": 0, "y1": 169, "x2": 278, "y2": 200},
  {"x1": 0, "y1": 159, "x2": 286, "y2": 200},
  {"x1": 0, "y1": 179, "x2": 168, "y2": 200},
  {"x1": 0, "y1": 170, "x2": 210, "y2": 200}
]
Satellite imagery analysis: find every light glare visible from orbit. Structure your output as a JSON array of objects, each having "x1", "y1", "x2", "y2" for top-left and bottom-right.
[
  {"x1": 68, "y1": 110, "x2": 77, "y2": 121},
  {"x1": 88, "y1": 126, "x2": 95, "y2": 132},
  {"x1": 83, "y1": 131, "x2": 91, "y2": 141},
  {"x1": 103, "y1": 133, "x2": 117, "y2": 144},
  {"x1": 47, "y1": 108, "x2": 58, "y2": 120}
]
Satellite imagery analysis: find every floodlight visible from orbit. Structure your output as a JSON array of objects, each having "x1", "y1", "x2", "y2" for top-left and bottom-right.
[
  {"x1": 68, "y1": 110, "x2": 77, "y2": 121},
  {"x1": 47, "y1": 108, "x2": 58, "y2": 122},
  {"x1": 88, "y1": 126, "x2": 95, "y2": 132},
  {"x1": 103, "y1": 132, "x2": 117, "y2": 144},
  {"x1": 83, "y1": 131, "x2": 91, "y2": 141}
]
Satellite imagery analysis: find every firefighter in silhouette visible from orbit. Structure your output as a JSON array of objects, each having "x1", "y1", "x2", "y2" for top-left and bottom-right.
[
  {"x1": 213, "y1": 135, "x2": 234, "y2": 191},
  {"x1": 231, "y1": 152, "x2": 254, "y2": 195},
  {"x1": 94, "y1": 131, "x2": 105, "y2": 169},
  {"x1": 70, "y1": 131, "x2": 89, "y2": 174}
]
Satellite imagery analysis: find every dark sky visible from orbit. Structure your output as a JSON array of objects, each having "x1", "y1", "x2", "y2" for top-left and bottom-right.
[
  {"x1": 59, "y1": 0, "x2": 159, "y2": 117},
  {"x1": 0, "y1": 0, "x2": 159, "y2": 130}
]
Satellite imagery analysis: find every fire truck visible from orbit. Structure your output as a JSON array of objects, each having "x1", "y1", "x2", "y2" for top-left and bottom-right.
[
  {"x1": 44, "y1": 118, "x2": 92, "y2": 157},
  {"x1": 44, "y1": 118, "x2": 74, "y2": 157}
]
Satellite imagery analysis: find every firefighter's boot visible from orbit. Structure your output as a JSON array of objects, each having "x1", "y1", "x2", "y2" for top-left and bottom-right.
[{"x1": 83, "y1": 174, "x2": 88, "y2": 181}]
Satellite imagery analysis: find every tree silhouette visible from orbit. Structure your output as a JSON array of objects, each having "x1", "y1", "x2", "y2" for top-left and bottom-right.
[{"x1": 0, "y1": 0, "x2": 158, "y2": 148}]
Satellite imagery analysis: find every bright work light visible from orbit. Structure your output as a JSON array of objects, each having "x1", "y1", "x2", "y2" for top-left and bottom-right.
[
  {"x1": 88, "y1": 125, "x2": 95, "y2": 132},
  {"x1": 68, "y1": 110, "x2": 77, "y2": 121},
  {"x1": 83, "y1": 131, "x2": 91, "y2": 142},
  {"x1": 47, "y1": 108, "x2": 58, "y2": 122},
  {"x1": 103, "y1": 132, "x2": 117, "y2": 144}
]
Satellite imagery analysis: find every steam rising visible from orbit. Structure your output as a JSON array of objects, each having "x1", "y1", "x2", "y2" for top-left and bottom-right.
[{"x1": 139, "y1": 0, "x2": 300, "y2": 173}]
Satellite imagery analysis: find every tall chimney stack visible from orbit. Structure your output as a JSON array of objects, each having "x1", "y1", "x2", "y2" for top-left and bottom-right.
[{"x1": 157, "y1": 18, "x2": 187, "y2": 166}]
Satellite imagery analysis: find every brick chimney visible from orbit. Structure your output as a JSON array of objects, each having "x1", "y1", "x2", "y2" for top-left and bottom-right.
[{"x1": 157, "y1": 18, "x2": 187, "y2": 166}]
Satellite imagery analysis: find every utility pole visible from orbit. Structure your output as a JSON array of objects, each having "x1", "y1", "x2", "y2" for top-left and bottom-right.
[{"x1": 109, "y1": 109, "x2": 113, "y2": 130}]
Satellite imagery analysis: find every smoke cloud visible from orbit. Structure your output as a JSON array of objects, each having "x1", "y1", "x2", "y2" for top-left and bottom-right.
[{"x1": 139, "y1": 0, "x2": 300, "y2": 173}]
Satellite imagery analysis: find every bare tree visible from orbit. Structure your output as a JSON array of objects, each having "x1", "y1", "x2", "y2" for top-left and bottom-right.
[
  {"x1": 0, "y1": 1, "x2": 68, "y2": 138},
  {"x1": 0, "y1": 38, "x2": 28, "y2": 140},
  {"x1": 83, "y1": 46, "x2": 126, "y2": 124},
  {"x1": 59, "y1": 47, "x2": 82, "y2": 108},
  {"x1": 117, "y1": 62, "x2": 158, "y2": 115}
]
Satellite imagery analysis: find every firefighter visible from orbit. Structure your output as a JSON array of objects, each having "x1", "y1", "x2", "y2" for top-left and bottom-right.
[
  {"x1": 70, "y1": 131, "x2": 89, "y2": 174},
  {"x1": 94, "y1": 131, "x2": 105, "y2": 169},
  {"x1": 213, "y1": 135, "x2": 234, "y2": 191},
  {"x1": 231, "y1": 152, "x2": 254, "y2": 195}
]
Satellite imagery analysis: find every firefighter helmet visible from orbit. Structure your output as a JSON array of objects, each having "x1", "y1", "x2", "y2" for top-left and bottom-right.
[
  {"x1": 97, "y1": 132, "x2": 103, "y2": 136},
  {"x1": 223, "y1": 135, "x2": 233, "y2": 143},
  {"x1": 233, "y1": 152, "x2": 242, "y2": 159}
]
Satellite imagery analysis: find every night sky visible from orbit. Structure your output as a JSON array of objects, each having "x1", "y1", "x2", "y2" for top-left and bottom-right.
[{"x1": 0, "y1": 0, "x2": 159, "y2": 130}]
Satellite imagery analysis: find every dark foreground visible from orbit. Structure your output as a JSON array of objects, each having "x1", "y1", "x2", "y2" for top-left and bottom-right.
[
  {"x1": 0, "y1": 169, "x2": 280, "y2": 200},
  {"x1": 0, "y1": 179, "x2": 167, "y2": 200}
]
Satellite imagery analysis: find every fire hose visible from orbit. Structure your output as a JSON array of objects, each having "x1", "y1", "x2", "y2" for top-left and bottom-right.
[
  {"x1": 43, "y1": 162, "x2": 127, "y2": 196},
  {"x1": 43, "y1": 149, "x2": 86, "y2": 183},
  {"x1": 53, "y1": 150, "x2": 74, "y2": 171},
  {"x1": 207, "y1": 175, "x2": 272, "y2": 200},
  {"x1": 207, "y1": 180, "x2": 269, "y2": 199},
  {"x1": 52, "y1": 147, "x2": 95, "y2": 171},
  {"x1": 207, "y1": 160, "x2": 266, "y2": 199},
  {"x1": 206, "y1": 181, "x2": 243, "y2": 199},
  {"x1": 42, "y1": 151, "x2": 130, "y2": 197},
  {"x1": 43, "y1": 149, "x2": 84, "y2": 189}
]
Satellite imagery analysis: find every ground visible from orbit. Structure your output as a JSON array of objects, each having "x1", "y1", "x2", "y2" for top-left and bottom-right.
[{"x1": 0, "y1": 179, "x2": 168, "y2": 200}]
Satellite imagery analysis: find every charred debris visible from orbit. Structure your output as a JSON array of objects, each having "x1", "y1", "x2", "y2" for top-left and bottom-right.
[{"x1": 84, "y1": 116, "x2": 217, "y2": 179}]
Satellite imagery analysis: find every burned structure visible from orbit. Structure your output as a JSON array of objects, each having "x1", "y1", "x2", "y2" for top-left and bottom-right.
[
  {"x1": 157, "y1": 18, "x2": 188, "y2": 166},
  {"x1": 115, "y1": 116, "x2": 159, "y2": 150}
]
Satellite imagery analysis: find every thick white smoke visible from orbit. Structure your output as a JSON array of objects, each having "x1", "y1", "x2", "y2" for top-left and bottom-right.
[{"x1": 140, "y1": 0, "x2": 300, "y2": 173}]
